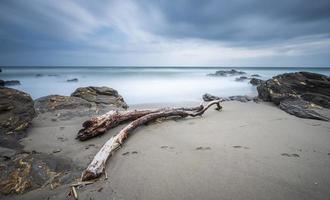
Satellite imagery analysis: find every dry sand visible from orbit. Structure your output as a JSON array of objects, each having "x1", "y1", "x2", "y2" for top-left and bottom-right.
[{"x1": 3, "y1": 101, "x2": 330, "y2": 200}]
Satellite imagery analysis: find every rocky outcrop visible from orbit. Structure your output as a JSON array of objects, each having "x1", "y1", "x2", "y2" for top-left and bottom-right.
[
  {"x1": 235, "y1": 76, "x2": 249, "y2": 81},
  {"x1": 0, "y1": 87, "x2": 36, "y2": 148},
  {"x1": 207, "y1": 69, "x2": 246, "y2": 77},
  {"x1": 279, "y1": 99, "x2": 329, "y2": 121},
  {"x1": 250, "y1": 78, "x2": 265, "y2": 86},
  {"x1": 34, "y1": 95, "x2": 95, "y2": 120},
  {"x1": 71, "y1": 86, "x2": 128, "y2": 109},
  {"x1": 0, "y1": 150, "x2": 80, "y2": 195},
  {"x1": 202, "y1": 93, "x2": 255, "y2": 103},
  {"x1": 257, "y1": 71, "x2": 330, "y2": 120},
  {"x1": 66, "y1": 78, "x2": 78, "y2": 82},
  {"x1": 0, "y1": 80, "x2": 21, "y2": 86},
  {"x1": 202, "y1": 93, "x2": 221, "y2": 101},
  {"x1": 34, "y1": 95, "x2": 92, "y2": 113},
  {"x1": 251, "y1": 74, "x2": 261, "y2": 77}
]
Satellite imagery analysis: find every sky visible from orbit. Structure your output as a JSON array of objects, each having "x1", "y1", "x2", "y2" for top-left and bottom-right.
[{"x1": 0, "y1": 0, "x2": 330, "y2": 67}]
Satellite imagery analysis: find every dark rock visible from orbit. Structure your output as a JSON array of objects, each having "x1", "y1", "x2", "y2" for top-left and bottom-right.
[
  {"x1": 235, "y1": 76, "x2": 249, "y2": 81},
  {"x1": 35, "y1": 74, "x2": 44, "y2": 77},
  {"x1": 0, "y1": 87, "x2": 35, "y2": 148},
  {"x1": 66, "y1": 78, "x2": 78, "y2": 82},
  {"x1": 250, "y1": 78, "x2": 265, "y2": 86},
  {"x1": 279, "y1": 99, "x2": 329, "y2": 121},
  {"x1": 0, "y1": 80, "x2": 21, "y2": 86},
  {"x1": 202, "y1": 93, "x2": 221, "y2": 101},
  {"x1": 257, "y1": 71, "x2": 330, "y2": 120},
  {"x1": 0, "y1": 152, "x2": 80, "y2": 194},
  {"x1": 71, "y1": 86, "x2": 128, "y2": 109},
  {"x1": 0, "y1": 68, "x2": 2, "y2": 72},
  {"x1": 202, "y1": 93, "x2": 254, "y2": 103},
  {"x1": 251, "y1": 74, "x2": 261, "y2": 77},
  {"x1": 228, "y1": 95, "x2": 253, "y2": 102},
  {"x1": 207, "y1": 69, "x2": 246, "y2": 77},
  {"x1": 34, "y1": 95, "x2": 92, "y2": 113}
]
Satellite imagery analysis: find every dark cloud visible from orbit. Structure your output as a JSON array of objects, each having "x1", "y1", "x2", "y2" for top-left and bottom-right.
[{"x1": 141, "y1": 0, "x2": 330, "y2": 44}]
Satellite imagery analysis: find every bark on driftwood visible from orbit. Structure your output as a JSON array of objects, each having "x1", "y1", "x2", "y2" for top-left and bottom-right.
[
  {"x1": 81, "y1": 100, "x2": 222, "y2": 181},
  {"x1": 77, "y1": 105, "x2": 204, "y2": 141}
]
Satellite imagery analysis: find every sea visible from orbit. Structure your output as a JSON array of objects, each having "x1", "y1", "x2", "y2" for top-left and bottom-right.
[{"x1": 1, "y1": 67, "x2": 329, "y2": 104}]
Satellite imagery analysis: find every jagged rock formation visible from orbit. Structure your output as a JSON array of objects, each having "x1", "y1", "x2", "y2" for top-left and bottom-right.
[
  {"x1": 71, "y1": 86, "x2": 128, "y2": 109},
  {"x1": 257, "y1": 72, "x2": 330, "y2": 121}
]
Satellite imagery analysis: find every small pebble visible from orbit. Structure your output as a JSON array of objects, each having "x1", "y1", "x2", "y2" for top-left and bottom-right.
[{"x1": 52, "y1": 149, "x2": 62, "y2": 153}]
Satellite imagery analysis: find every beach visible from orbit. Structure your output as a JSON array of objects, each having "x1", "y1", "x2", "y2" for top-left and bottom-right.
[{"x1": 2, "y1": 101, "x2": 330, "y2": 200}]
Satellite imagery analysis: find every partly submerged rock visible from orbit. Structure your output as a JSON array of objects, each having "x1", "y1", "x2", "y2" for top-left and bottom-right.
[
  {"x1": 0, "y1": 87, "x2": 35, "y2": 148},
  {"x1": 0, "y1": 80, "x2": 21, "y2": 86},
  {"x1": 71, "y1": 86, "x2": 128, "y2": 109},
  {"x1": 66, "y1": 78, "x2": 78, "y2": 82},
  {"x1": 257, "y1": 71, "x2": 330, "y2": 120},
  {"x1": 235, "y1": 76, "x2": 249, "y2": 82},
  {"x1": 250, "y1": 78, "x2": 265, "y2": 86},
  {"x1": 251, "y1": 74, "x2": 261, "y2": 77},
  {"x1": 207, "y1": 69, "x2": 246, "y2": 77},
  {"x1": 202, "y1": 93, "x2": 221, "y2": 101}
]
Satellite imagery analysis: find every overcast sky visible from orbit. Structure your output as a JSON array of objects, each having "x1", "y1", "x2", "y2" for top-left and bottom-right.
[{"x1": 0, "y1": 0, "x2": 329, "y2": 67}]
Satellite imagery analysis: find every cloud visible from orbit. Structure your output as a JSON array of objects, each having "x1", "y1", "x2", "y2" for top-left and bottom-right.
[{"x1": 0, "y1": 0, "x2": 329, "y2": 66}]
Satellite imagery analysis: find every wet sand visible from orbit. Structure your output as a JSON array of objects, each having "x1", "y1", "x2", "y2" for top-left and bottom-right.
[{"x1": 3, "y1": 101, "x2": 330, "y2": 200}]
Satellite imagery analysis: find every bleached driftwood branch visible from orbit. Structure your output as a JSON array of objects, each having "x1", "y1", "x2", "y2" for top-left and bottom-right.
[{"x1": 77, "y1": 105, "x2": 204, "y2": 141}]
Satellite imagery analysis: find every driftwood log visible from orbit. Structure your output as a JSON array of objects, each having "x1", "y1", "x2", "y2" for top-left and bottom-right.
[
  {"x1": 81, "y1": 100, "x2": 222, "y2": 181},
  {"x1": 77, "y1": 105, "x2": 204, "y2": 141}
]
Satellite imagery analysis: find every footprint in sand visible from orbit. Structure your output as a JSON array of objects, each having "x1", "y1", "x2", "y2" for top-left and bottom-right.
[
  {"x1": 281, "y1": 153, "x2": 300, "y2": 158},
  {"x1": 57, "y1": 137, "x2": 67, "y2": 142},
  {"x1": 196, "y1": 146, "x2": 211, "y2": 151},
  {"x1": 122, "y1": 151, "x2": 139, "y2": 156},
  {"x1": 161, "y1": 146, "x2": 175, "y2": 150},
  {"x1": 232, "y1": 145, "x2": 249, "y2": 149}
]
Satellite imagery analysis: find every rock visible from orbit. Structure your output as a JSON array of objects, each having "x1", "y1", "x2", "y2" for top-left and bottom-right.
[
  {"x1": 202, "y1": 93, "x2": 221, "y2": 101},
  {"x1": 228, "y1": 95, "x2": 253, "y2": 102},
  {"x1": 34, "y1": 95, "x2": 92, "y2": 113},
  {"x1": 250, "y1": 78, "x2": 265, "y2": 86},
  {"x1": 279, "y1": 99, "x2": 329, "y2": 121},
  {"x1": 0, "y1": 87, "x2": 35, "y2": 148},
  {"x1": 251, "y1": 74, "x2": 261, "y2": 77},
  {"x1": 66, "y1": 78, "x2": 78, "y2": 82},
  {"x1": 0, "y1": 80, "x2": 21, "y2": 86},
  {"x1": 0, "y1": 152, "x2": 80, "y2": 194},
  {"x1": 71, "y1": 86, "x2": 128, "y2": 109},
  {"x1": 35, "y1": 74, "x2": 44, "y2": 77},
  {"x1": 0, "y1": 68, "x2": 2, "y2": 72},
  {"x1": 257, "y1": 71, "x2": 330, "y2": 120},
  {"x1": 235, "y1": 76, "x2": 249, "y2": 81},
  {"x1": 52, "y1": 149, "x2": 62, "y2": 153},
  {"x1": 202, "y1": 93, "x2": 254, "y2": 103},
  {"x1": 207, "y1": 69, "x2": 246, "y2": 77}
]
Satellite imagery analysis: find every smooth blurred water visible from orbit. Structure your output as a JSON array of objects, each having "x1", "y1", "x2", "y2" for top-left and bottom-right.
[{"x1": 1, "y1": 67, "x2": 329, "y2": 104}]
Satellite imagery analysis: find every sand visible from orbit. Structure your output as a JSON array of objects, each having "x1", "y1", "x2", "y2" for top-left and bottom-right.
[{"x1": 3, "y1": 101, "x2": 330, "y2": 200}]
